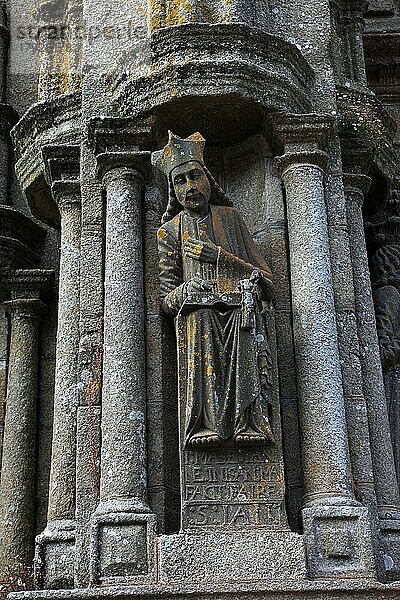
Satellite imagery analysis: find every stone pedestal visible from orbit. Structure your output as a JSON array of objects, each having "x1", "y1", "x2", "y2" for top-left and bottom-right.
[
  {"x1": 157, "y1": 529, "x2": 305, "y2": 583},
  {"x1": 90, "y1": 151, "x2": 156, "y2": 585},
  {"x1": 35, "y1": 147, "x2": 82, "y2": 590},
  {"x1": 276, "y1": 148, "x2": 375, "y2": 579},
  {"x1": 0, "y1": 271, "x2": 51, "y2": 577}
]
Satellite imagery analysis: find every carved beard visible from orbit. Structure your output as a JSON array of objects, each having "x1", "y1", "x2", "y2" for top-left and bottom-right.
[{"x1": 161, "y1": 165, "x2": 233, "y2": 225}]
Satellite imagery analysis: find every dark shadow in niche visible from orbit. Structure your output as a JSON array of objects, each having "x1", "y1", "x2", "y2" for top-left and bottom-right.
[
  {"x1": 144, "y1": 174, "x2": 181, "y2": 534},
  {"x1": 152, "y1": 96, "x2": 266, "y2": 150}
]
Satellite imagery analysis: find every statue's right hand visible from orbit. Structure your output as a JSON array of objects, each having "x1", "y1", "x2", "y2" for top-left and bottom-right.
[{"x1": 185, "y1": 276, "x2": 212, "y2": 295}]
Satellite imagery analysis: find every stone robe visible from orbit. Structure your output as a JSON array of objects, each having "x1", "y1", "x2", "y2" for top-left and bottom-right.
[{"x1": 157, "y1": 204, "x2": 274, "y2": 445}]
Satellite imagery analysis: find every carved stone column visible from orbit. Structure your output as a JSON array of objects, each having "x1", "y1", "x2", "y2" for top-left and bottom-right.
[
  {"x1": 0, "y1": 270, "x2": 52, "y2": 577},
  {"x1": 90, "y1": 151, "x2": 156, "y2": 584},
  {"x1": 344, "y1": 173, "x2": 400, "y2": 575},
  {"x1": 275, "y1": 148, "x2": 375, "y2": 579},
  {"x1": 35, "y1": 146, "x2": 81, "y2": 589}
]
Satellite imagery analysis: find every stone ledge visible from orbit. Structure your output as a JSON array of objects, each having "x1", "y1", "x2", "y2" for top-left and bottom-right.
[
  {"x1": 8, "y1": 579, "x2": 400, "y2": 600},
  {"x1": 11, "y1": 93, "x2": 82, "y2": 228}
]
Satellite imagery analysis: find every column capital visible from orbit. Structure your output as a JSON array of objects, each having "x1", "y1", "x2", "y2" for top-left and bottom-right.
[
  {"x1": 275, "y1": 150, "x2": 329, "y2": 177},
  {"x1": 343, "y1": 173, "x2": 372, "y2": 206},
  {"x1": 42, "y1": 144, "x2": 80, "y2": 185},
  {"x1": 267, "y1": 113, "x2": 334, "y2": 151},
  {"x1": 2, "y1": 268, "x2": 54, "y2": 301},
  {"x1": 42, "y1": 145, "x2": 81, "y2": 212},
  {"x1": 96, "y1": 151, "x2": 151, "y2": 185},
  {"x1": 88, "y1": 115, "x2": 155, "y2": 157},
  {"x1": 3, "y1": 297, "x2": 47, "y2": 318},
  {"x1": 51, "y1": 180, "x2": 81, "y2": 210}
]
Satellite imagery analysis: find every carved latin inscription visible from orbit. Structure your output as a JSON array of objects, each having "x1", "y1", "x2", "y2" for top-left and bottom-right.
[{"x1": 182, "y1": 449, "x2": 286, "y2": 529}]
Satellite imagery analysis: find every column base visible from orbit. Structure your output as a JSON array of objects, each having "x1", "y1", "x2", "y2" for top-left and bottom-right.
[
  {"x1": 302, "y1": 503, "x2": 376, "y2": 579},
  {"x1": 90, "y1": 500, "x2": 156, "y2": 585},
  {"x1": 35, "y1": 520, "x2": 76, "y2": 590},
  {"x1": 380, "y1": 515, "x2": 400, "y2": 582}
]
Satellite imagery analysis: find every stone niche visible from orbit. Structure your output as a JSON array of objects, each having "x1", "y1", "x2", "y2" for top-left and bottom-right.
[{"x1": 148, "y1": 131, "x2": 306, "y2": 584}]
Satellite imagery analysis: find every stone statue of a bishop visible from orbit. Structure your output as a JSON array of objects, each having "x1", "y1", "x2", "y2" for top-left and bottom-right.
[{"x1": 153, "y1": 132, "x2": 275, "y2": 450}]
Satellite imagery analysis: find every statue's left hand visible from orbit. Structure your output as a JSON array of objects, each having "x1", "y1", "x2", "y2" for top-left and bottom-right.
[
  {"x1": 183, "y1": 237, "x2": 219, "y2": 264},
  {"x1": 251, "y1": 270, "x2": 274, "y2": 301}
]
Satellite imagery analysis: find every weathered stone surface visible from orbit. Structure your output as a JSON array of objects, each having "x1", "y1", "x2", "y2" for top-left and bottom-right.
[
  {"x1": 74, "y1": 406, "x2": 101, "y2": 588},
  {"x1": 302, "y1": 504, "x2": 375, "y2": 579},
  {"x1": 2, "y1": 0, "x2": 400, "y2": 596},
  {"x1": 158, "y1": 530, "x2": 306, "y2": 583},
  {"x1": 7, "y1": 579, "x2": 400, "y2": 600},
  {"x1": 35, "y1": 146, "x2": 82, "y2": 591},
  {"x1": 0, "y1": 270, "x2": 53, "y2": 579}
]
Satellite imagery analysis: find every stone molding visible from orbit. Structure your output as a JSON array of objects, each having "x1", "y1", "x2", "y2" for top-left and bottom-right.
[
  {"x1": 337, "y1": 85, "x2": 397, "y2": 142},
  {"x1": 363, "y1": 31, "x2": 400, "y2": 103},
  {"x1": 0, "y1": 206, "x2": 46, "y2": 272},
  {"x1": 3, "y1": 297, "x2": 47, "y2": 318},
  {"x1": 89, "y1": 117, "x2": 154, "y2": 182},
  {"x1": 268, "y1": 113, "x2": 335, "y2": 149},
  {"x1": 42, "y1": 144, "x2": 80, "y2": 185},
  {"x1": 2, "y1": 268, "x2": 54, "y2": 300},
  {"x1": 11, "y1": 93, "x2": 81, "y2": 161},
  {"x1": 337, "y1": 86, "x2": 397, "y2": 181},
  {"x1": 343, "y1": 173, "x2": 372, "y2": 203},
  {"x1": 112, "y1": 23, "x2": 315, "y2": 129},
  {"x1": 88, "y1": 116, "x2": 156, "y2": 156},
  {"x1": 96, "y1": 151, "x2": 151, "y2": 184},
  {"x1": 11, "y1": 94, "x2": 82, "y2": 228},
  {"x1": 51, "y1": 181, "x2": 81, "y2": 208},
  {"x1": 275, "y1": 150, "x2": 329, "y2": 176},
  {"x1": 42, "y1": 144, "x2": 81, "y2": 213},
  {"x1": 6, "y1": 578, "x2": 400, "y2": 600}
]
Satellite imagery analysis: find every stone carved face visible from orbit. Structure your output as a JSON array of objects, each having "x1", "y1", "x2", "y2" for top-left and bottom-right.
[{"x1": 171, "y1": 160, "x2": 211, "y2": 215}]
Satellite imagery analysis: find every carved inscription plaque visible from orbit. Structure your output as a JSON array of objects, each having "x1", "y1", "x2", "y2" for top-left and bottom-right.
[{"x1": 182, "y1": 448, "x2": 287, "y2": 529}]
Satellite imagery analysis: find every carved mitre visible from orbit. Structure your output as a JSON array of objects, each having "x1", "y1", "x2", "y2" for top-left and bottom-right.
[{"x1": 151, "y1": 130, "x2": 206, "y2": 177}]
